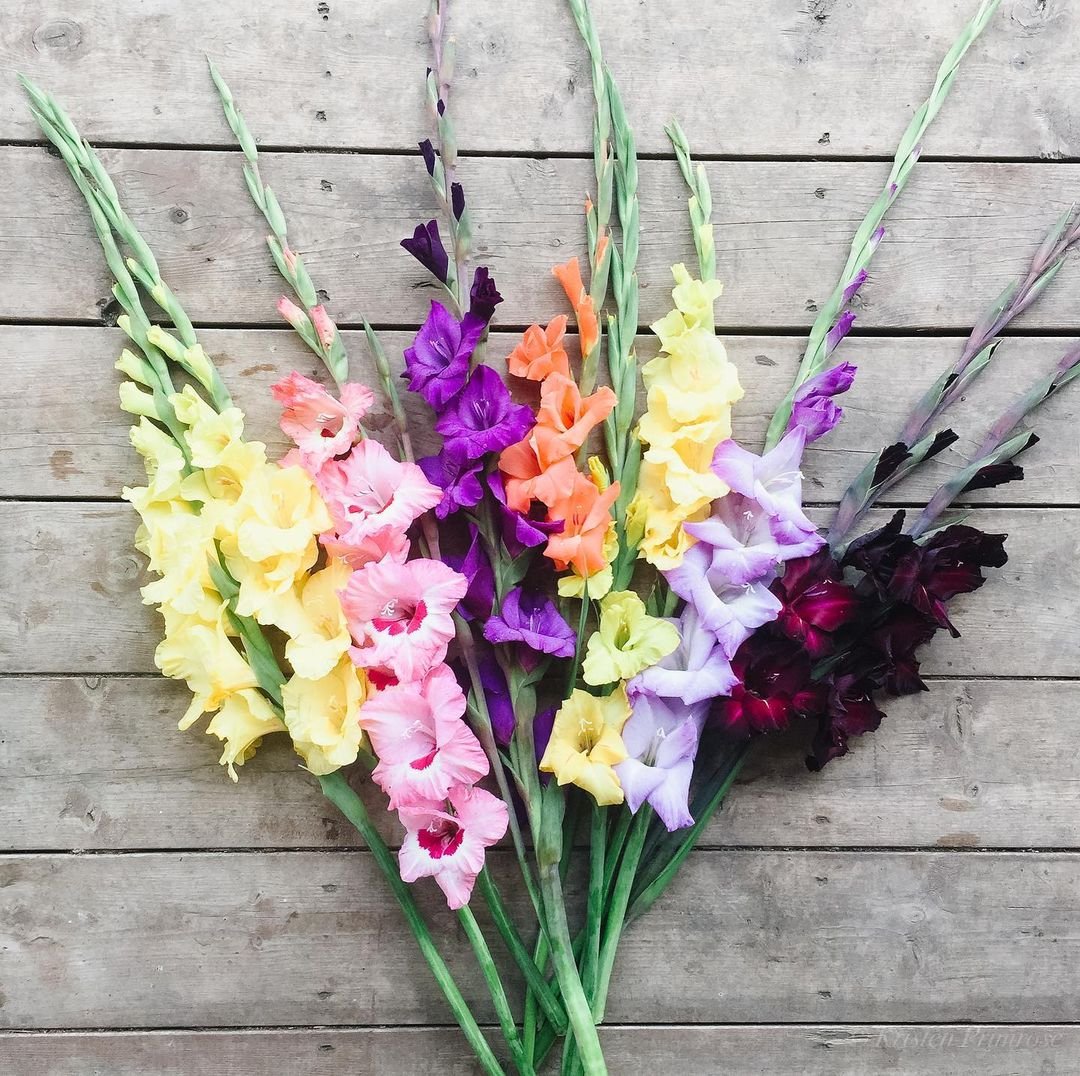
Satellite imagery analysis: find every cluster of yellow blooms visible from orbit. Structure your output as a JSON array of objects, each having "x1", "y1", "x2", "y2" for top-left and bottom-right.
[
  {"x1": 120, "y1": 366, "x2": 368, "y2": 780},
  {"x1": 627, "y1": 264, "x2": 744, "y2": 570},
  {"x1": 540, "y1": 590, "x2": 677, "y2": 804}
]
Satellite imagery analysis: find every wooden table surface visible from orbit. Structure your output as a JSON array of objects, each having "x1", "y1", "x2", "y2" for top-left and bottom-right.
[{"x1": 2, "y1": 2, "x2": 1080, "y2": 1073}]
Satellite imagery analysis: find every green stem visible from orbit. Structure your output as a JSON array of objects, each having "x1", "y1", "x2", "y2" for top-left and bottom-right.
[
  {"x1": 317, "y1": 772, "x2": 505, "y2": 1076},
  {"x1": 539, "y1": 859, "x2": 609, "y2": 1076},
  {"x1": 591, "y1": 807, "x2": 649, "y2": 1024},
  {"x1": 478, "y1": 868, "x2": 567, "y2": 1036},
  {"x1": 601, "y1": 809, "x2": 633, "y2": 907},
  {"x1": 582, "y1": 803, "x2": 606, "y2": 995},
  {"x1": 458, "y1": 904, "x2": 534, "y2": 1076}
]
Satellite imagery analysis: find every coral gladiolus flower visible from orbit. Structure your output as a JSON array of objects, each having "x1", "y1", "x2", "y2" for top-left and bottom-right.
[
  {"x1": 271, "y1": 371, "x2": 373, "y2": 468},
  {"x1": 552, "y1": 257, "x2": 599, "y2": 359},
  {"x1": 398, "y1": 785, "x2": 509, "y2": 910},
  {"x1": 361, "y1": 665, "x2": 489, "y2": 809},
  {"x1": 537, "y1": 374, "x2": 616, "y2": 455},
  {"x1": 340, "y1": 558, "x2": 468, "y2": 682},
  {"x1": 543, "y1": 472, "x2": 621, "y2": 578},
  {"x1": 539, "y1": 685, "x2": 631, "y2": 806},
  {"x1": 499, "y1": 440, "x2": 579, "y2": 511},
  {"x1": 507, "y1": 316, "x2": 571, "y2": 381}
]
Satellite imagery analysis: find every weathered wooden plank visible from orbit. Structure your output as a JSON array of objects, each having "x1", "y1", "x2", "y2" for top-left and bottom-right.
[
  {"x1": 2, "y1": 677, "x2": 1077, "y2": 852},
  {"x1": 1, "y1": 504, "x2": 1075, "y2": 676},
  {"x1": 2, "y1": 1, "x2": 1074, "y2": 158},
  {"x1": 2, "y1": 850, "x2": 1079, "y2": 1027},
  {"x1": 3, "y1": 1025, "x2": 1077, "y2": 1076},
  {"x1": 4, "y1": 326, "x2": 1079, "y2": 504},
  {"x1": 7, "y1": 149, "x2": 1080, "y2": 329}
]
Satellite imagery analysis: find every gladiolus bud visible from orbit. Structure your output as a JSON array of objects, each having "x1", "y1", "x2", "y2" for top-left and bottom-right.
[
  {"x1": 118, "y1": 381, "x2": 160, "y2": 419},
  {"x1": 183, "y1": 344, "x2": 215, "y2": 389},
  {"x1": 276, "y1": 295, "x2": 308, "y2": 332},
  {"x1": 147, "y1": 324, "x2": 185, "y2": 361},
  {"x1": 115, "y1": 348, "x2": 153, "y2": 386},
  {"x1": 310, "y1": 304, "x2": 337, "y2": 349}
]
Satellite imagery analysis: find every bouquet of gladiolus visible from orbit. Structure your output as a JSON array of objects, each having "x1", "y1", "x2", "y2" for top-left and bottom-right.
[{"x1": 22, "y1": 0, "x2": 1080, "y2": 1071}]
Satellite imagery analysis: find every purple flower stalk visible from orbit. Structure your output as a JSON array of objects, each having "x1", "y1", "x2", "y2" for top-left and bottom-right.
[{"x1": 483, "y1": 586, "x2": 576, "y2": 660}]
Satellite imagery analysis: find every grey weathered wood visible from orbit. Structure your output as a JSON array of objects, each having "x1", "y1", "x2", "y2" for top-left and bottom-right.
[
  {"x1": 2, "y1": 850, "x2": 1079, "y2": 1027},
  {"x1": 2, "y1": 504, "x2": 1075, "y2": 676},
  {"x1": 3, "y1": 677, "x2": 1078, "y2": 852},
  {"x1": 3, "y1": 1025, "x2": 1077, "y2": 1076},
  {"x1": 2, "y1": 1, "x2": 1074, "y2": 158},
  {"x1": 8, "y1": 149, "x2": 1080, "y2": 329},
  {"x1": 4, "y1": 326, "x2": 1079, "y2": 503}
]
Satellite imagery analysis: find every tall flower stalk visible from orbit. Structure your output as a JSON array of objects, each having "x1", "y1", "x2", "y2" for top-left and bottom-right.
[{"x1": 764, "y1": 0, "x2": 1003, "y2": 450}]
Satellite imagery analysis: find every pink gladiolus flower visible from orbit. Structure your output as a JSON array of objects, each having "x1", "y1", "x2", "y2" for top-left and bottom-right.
[
  {"x1": 361, "y1": 665, "x2": 489, "y2": 809},
  {"x1": 321, "y1": 527, "x2": 410, "y2": 570},
  {"x1": 316, "y1": 439, "x2": 442, "y2": 547},
  {"x1": 398, "y1": 785, "x2": 509, "y2": 910},
  {"x1": 271, "y1": 371, "x2": 374, "y2": 468},
  {"x1": 276, "y1": 295, "x2": 308, "y2": 332},
  {"x1": 341, "y1": 557, "x2": 468, "y2": 681},
  {"x1": 310, "y1": 304, "x2": 337, "y2": 349}
]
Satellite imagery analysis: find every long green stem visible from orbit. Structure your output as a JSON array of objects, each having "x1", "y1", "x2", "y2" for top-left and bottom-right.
[
  {"x1": 539, "y1": 859, "x2": 608, "y2": 1076},
  {"x1": 318, "y1": 772, "x2": 505, "y2": 1076},
  {"x1": 458, "y1": 904, "x2": 534, "y2": 1076},
  {"x1": 478, "y1": 868, "x2": 567, "y2": 1036}
]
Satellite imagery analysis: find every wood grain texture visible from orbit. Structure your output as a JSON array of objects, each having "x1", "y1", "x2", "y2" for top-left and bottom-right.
[
  {"x1": 3, "y1": 677, "x2": 1079, "y2": 852},
  {"x1": 1, "y1": 1, "x2": 1075, "y2": 157},
  {"x1": 4, "y1": 326, "x2": 1079, "y2": 503},
  {"x1": 8, "y1": 150, "x2": 1080, "y2": 329},
  {"x1": 2, "y1": 504, "x2": 1076, "y2": 676},
  {"x1": 2, "y1": 850, "x2": 1079, "y2": 1028},
  {"x1": 3, "y1": 1025, "x2": 1077, "y2": 1076}
]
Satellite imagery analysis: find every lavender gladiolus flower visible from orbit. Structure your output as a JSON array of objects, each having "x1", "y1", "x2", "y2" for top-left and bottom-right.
[
  {"x1": 711, "y1": 427, "x2": 820, "y2": 541},
  {"x1": 435, "y1": 364, "x2": 534, "y2": 459},
  {"x1": 483, "y1": 587, "x2": 576, "y2": 659},
  {"x1": 614, "y1": 693, "x2": 709, "y2": 831},
  {"x1": 469, "y1": 267, "x2": 503, "y2": 325},
  {"x1": 404, "y1": 301, "x2": 483, "y2": 411},
  {"x1": 788, "y1": 360, "x2": 858, "y2": 443},
  {"x1": 418, "y1": 446, "x2": 484, "y2": 519},
  {"x1": 666, "y1": 545, "x2": 783, "y2": 655},
  {"x1": 401, "y1": 220, "x2": 450, "y2": 284},
  {"x1": 628, "y1": 605, "x2": 738, "y2": 705}
]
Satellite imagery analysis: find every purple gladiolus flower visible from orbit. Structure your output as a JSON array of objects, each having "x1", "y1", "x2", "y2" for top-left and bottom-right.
[
  {"x1": 451, "y1": 182, "x2": 466, "y2": 221},
  {"x1": 824, "y1": 312, "x2": 856, "y2": 357},
  {"x1": 711, "y1": 427, "x2": 821, "y2": 543},
  {"x1": 614, "y1": 693, "x2": 708, "y2": 831},
  {"x1": 435, "y1": 364, "x2": 534, "y2": 459},
  {"x1": 477, "y1": 649, "x2": 515, "y2": 746},
  {"x1": 418, "y1": 446, "x2": 484, "y2": 519},
  {"x1": 486, "y1": 472, "x2": 564, "y2": 557},
  {"x1": 665, "y1": 544, "x2": 783, "y2": 656},
  {"x1": 483, "y1": 587, "x2": 576, "y2": 659},
  {"x1": 401, "y1": 220, "x2": 449, "y2": 284},
  {"x1": 404, "y1": 301, "x2": 484, "y2": 411},
  {"x1": 445, "y1": 524, "x2": 495, "y2": 622},
  {"x1": 628, "y1": 605, "x2": 739, "y2": 705},
  {"x1": 469, "y1": 267, "x2": 503, "y2": 325},
  {"x1": 788, "y1": 361, "x2": 858, "y2": 442}
]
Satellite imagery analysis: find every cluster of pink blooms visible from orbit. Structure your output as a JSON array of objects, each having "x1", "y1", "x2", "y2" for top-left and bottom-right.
[{"x1": 273, "y1": 371, "x2": 509, "y2": 908}]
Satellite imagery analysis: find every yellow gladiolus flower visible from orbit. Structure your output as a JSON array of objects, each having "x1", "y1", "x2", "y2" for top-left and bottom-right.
[
  {"x1": 648, "y1": 263, "x2": 723, "y2": 347},
  {"x1": 582, "y1": 591, "x2": 680, "y2": 686},
  {"x1": 284, "y1": 558, "x2": 354, "y2": 680},
  {"x1": 205, "y1": 688, "x2": 288, "y2": 781},
  {"x1": 642, "y1": 436, "x2": 729, "y2": 507},
  {"x1": 221, "y1": 463, "x2": 332, "y2": 625},
  {"x1": 138, "y1": 510, "x2": 219, "y2": 614},
  {"x1": 539, "y1": 685, "x2": 631, "y2": 805},
  {"x1": 155, "y1": 602, "x2": 259, "y2": 730},
  {"x1": 282, "y1": 656, "x2": 369, "y2": 776}
]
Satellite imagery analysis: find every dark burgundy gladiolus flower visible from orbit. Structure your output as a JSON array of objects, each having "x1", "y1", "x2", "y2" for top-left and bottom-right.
[
  {"x1": 418, "y1": 139, "x2": 438, "y2": 177},
  {"x1": 401, "y1": 219, "x2": 450, "y2": 283},
  {"x1": 842, "y1": 509, "x2": 910, "y2": 594},
  {"x1": 866, "y1": 606, "x2": 938, "y2": 696},
  {"x1": 770, "y1": 549, "x2": 860, "y2": 658},
  {"x1": 713, "y1": 636, "x2": 824, "y2": 739},
  {"x1": 889, "y1": 524, "x2": 1008, "y2": 636},
  {"x1": 451, "y1": 181, "x2": 466, "y2": 221},
  {"x1": 806, "y1": 673, "x2": 887, "y2": 771},
  {"x1": 961, "y1": 461, "x2": 1025, "y2": 493}
]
